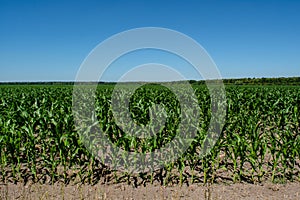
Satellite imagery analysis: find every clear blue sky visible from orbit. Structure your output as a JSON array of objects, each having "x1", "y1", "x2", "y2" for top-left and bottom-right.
[{"x1": 0, "y1": 0, "x2": 299, "y2": 82}]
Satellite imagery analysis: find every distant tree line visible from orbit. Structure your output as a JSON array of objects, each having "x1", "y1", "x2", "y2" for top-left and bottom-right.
[
  {"x1": 0, "y1": 77, "x2": 299, "y2": 85},
  {"x1": 189, "y1": 77, "x2": 300, "y2": 86}
]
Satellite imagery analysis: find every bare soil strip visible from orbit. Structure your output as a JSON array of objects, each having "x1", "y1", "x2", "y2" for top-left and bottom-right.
[{"x1": 1, "y1": 182, "x2": 299, "y2": 200}]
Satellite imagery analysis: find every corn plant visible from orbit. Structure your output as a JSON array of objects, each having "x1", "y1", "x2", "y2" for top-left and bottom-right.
[{"x1": 0, "y1": 84, "x2": 299, "y2": 186}]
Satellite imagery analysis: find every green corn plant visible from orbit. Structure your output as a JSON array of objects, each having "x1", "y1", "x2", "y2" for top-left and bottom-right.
[{"x1": 0, "y1": 83, "x2": 299, "y2": 186}]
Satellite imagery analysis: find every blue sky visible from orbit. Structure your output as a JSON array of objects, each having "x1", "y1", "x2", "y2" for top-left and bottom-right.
[{"x1": 0, "y1": 0, "x2": 299, "y2": 82}]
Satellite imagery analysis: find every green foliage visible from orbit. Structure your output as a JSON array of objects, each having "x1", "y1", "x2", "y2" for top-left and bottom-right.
[{"x1": 0, "y1": 84, "x2": 299, "y2": 186}]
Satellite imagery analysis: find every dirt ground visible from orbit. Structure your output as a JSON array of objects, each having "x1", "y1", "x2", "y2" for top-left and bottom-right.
[{"x1": 1, "y1": 181, "x2": 299, "y2": 200}]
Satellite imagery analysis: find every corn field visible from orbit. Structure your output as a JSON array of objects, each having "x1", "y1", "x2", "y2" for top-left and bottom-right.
[{"x1": 0, "y1": 84, "x2": 299, "y2": 186}]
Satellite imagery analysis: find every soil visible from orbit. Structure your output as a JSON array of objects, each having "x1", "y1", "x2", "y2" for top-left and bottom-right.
[{"x1": 1, "y1": 181, "x2": 299, "y2": 200}]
